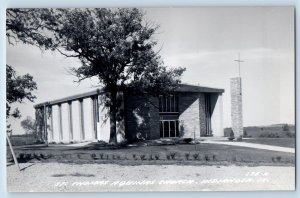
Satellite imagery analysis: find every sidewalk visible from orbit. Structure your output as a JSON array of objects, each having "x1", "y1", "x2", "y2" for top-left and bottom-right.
[{"x1": 202, "y1": 140, "x2": 295, "y2": 154}]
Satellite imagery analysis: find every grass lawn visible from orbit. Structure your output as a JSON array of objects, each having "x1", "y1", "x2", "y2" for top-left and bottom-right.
[
  {"x1": 242, "y1": 138, "x2": 295, "y2": 148},
  {"x1": 8, "y1": 142, "x2": 295, "y2": 166},
  {"x1": 224, "y1": 124, "x2": 295, "y2": 138}
]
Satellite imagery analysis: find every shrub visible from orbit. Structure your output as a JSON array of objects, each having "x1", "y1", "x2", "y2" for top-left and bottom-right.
[
  {"x1": 169, "y1": 153, "x2": 176, "y2": 160},
  {"x1": 18, "y1": 153, "x2": 24, "y2": 160},
  {"x1": 212, "y1": 155, "x2": 216, "y2": 161},
  {"x1": 166, "y1": 153, "x2": 176, "y2": 160},
  {"x1": 271, "y1": 157, "x2": 275, "y2": 162},
  {"x1": 140, "y1": 154, "x2": 146, "y2": 160},
  {"x1": 185, "y1": 153, "x2": 190, "y2": 160},
  {"x1": 132, "y1": 154, "x2": 137, "y2": 160},
  {"x1": 204, "y1": 154, "x2": 210, "y2": 161},
  {"x1": 166, "y1": 154, "x2": 171, "y2": 160},
  {"x1": 154, "y1": 154, "x2": 160, "y2": 160},
  {"x1": 272, "y1": 156, "x2": 282, "y2": 162},
  {"x1": 259, "y1": 132, "x2": 280, "y2": 138},
  {"x1": 18, "y1": 153, "x2": 34, "y2": 162},
  {"x1": 276, "y1": 156, "x2": 282, "y2": 162},
  {"x1": 34, "y1": 153, "x2": 41, "y2": 160},
  {"x1": 192, "y1": 153, "x2": 199, "y2": 160},
  {"x1": 149, "y1": 154, "x2": 154, "y2": 161},
  {"x1": 99, "y1": 153, "x2": 104, "y2": 160},
  {"x1": 25, "y1": 153, "x2": 32, "y2": 160},
  {"x1": 91, "y1": 153, "x2": 97, "y2": 160},
  {"x1": 228, "y1": 130, "x2": 235, "y2": 141},
  {"x1": 34, "y1": 139, "x2": 45, "y2": 144},
  {"x1": 40, "y1": 153, "x2": 45, "y2": 159},
  {"x1": 183, "y1": 138, "x2": 193, "y2": 144}
]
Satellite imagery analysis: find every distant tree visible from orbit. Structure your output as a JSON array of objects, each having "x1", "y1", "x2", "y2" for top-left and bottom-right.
[
  {"x1": 20, "y1": 116, "x2": 36, "y2": 135},
  {"x1": 282, "y1": 124, "x2": 289, "y2": 132},
  {"x1": 6, "y1": 8, "x2": 186, "y2": 144}
]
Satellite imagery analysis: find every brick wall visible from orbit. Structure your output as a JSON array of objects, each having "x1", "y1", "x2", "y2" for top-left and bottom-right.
[
  {"x1": 124, "y1": 94, "x2": 160, "y2": 141},
  {"x1": 124, "y1": 92, "x2": 222, "y2": 140},
  {"x1": 230, "y1": 77, "x2": 243, "y2": 137},
  {"x1": 178, "y1": 92, "x2": 207, "y2": 138}
]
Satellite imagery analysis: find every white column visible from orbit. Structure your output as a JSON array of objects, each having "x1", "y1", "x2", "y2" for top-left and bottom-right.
[
  {"x1": 43, "y1": 105, "x2": 48, "y2": 143},
  {"x1": 68, "y1": 102, "x2": 73, "y2": 141},
  {"x1": 49, "y1": 106, "x2": 54, "y2": 141},
  {"x1": 79, "y1": 99, "x2": 85, "y2": 140},
  {"x1": 58, "y1": 104, "x2": 63, "y2": 141},
  {"x1": 91, "y1": 97, "x2": 97, "y2": 140}
]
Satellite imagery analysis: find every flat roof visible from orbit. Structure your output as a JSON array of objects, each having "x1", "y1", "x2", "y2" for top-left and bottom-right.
[
  {"x1": 176, "y1": 84, "x2": 224, "y2": 93},
  {"x1": 34, "y1": 84, "x2": 224, "y2": 108},
  {"x1": 34, "y1": 89, "x2": 104, "y2": 108}
]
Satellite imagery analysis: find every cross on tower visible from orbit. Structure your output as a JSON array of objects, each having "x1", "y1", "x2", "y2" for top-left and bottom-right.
[{"x1": 234, "y1": 53, "x2": 244, "y2": 77}]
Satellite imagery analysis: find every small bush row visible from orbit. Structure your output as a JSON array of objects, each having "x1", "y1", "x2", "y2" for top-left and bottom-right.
[
  {"x1": 184, "y1": 153, "x2": 217, "y2": 161},
  {"x1": 259, "y1": 132, "x2": 280, "y2": 138},
  {"x1": 17, "y1": 152, "x2": 53, "y2": 162}
]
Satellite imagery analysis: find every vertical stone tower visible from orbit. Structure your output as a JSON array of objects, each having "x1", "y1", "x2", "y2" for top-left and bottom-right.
[{"x1": 230, "y1": 77, "x2": 243, "y2": 137}]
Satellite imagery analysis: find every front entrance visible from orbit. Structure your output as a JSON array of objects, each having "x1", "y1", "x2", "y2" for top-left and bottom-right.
[
  {"x1": 159, "y1": 94, "x2": 179, "y2": 138},
  {"x1": 159, "y1": 120, "x2": 179, "y2": 138}
]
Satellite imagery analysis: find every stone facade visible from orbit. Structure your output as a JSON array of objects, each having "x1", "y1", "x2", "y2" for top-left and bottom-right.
[
  {"x1": 178, "y1": 92, "x2": 206, "y2": 138},
  {"x1": 230, "y1": 77, "x2": 243, "y2": 137}
]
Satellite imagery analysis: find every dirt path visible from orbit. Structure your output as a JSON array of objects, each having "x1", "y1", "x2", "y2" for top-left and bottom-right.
[{"x1": 7, "y1": 163, "x2": 295, "y2": 192}]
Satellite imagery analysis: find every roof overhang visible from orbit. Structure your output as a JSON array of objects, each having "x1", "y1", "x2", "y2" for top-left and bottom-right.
[
  {"x1": 34, "y1": 84, "x2": 224, "y2": 108},
  {"x1": 176, "y1": 84, "x2": 224, "y2": 93}
]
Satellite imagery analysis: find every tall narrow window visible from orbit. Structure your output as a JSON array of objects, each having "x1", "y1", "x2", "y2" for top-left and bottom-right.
[
  {"x1": 159, "y1": 94, "x2": 179, "y2": 138},
  {"x1": 205, "y1": 94, "x2": 212, "y2": 136},
  {"x1": 170, "y1": 121, "x2": 175, "y2": 137},
  {"x1": 160, "y1": 121, "x2": 164, "y2": 137},
  {"x1": 159, "y1": 94, "x2": 178, "y2": 113},
  {"x1": 159, "y1": 120, "x2": 180, "y2": 138},
  {"x1": 163, "y1": 121, "x2": 169, "y2": 137}
]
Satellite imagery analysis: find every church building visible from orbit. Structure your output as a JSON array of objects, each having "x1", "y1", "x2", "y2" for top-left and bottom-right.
[{"x1": 34, "y1": 84, "x2": 224, "y2": 143}]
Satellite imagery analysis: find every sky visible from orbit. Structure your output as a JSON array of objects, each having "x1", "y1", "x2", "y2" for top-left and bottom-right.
[{"x1": 6, "y1": 7, "x2": 295, "y2": 134}]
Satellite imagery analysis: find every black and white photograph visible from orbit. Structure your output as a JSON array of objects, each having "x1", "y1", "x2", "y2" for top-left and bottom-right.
[{"x1": 5, "y1": 7, "x2": 295, "y2": 192}]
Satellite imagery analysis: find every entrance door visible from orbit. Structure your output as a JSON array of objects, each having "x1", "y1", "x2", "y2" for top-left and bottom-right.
[{"x1": 160, "y1": 120, "x2": 179, "y2": 138}]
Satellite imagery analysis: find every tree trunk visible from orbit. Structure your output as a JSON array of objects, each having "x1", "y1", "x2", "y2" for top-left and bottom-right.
[{"x1": 109, "y1": 90, "x2": 118, "y2": 145}]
